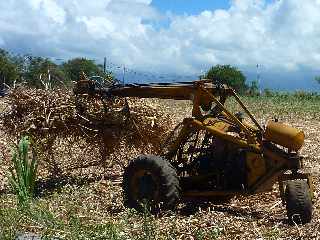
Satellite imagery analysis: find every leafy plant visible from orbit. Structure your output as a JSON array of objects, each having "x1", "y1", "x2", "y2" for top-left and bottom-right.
[
  {"x1": 0, "y1": 48, "x2": 20, "y2": 86},
  {"x1": 9, "y1": 136, "x2": 38, "y2": 205},
  {"x1": 208, "y1": 227, "x2": 223, "y2": 239},
  {"x1": 248, "y1": 80, "x2": 260, "y2": 96},
  {"x1": 262, "y1": 226, "x2": 280, "y2": 240},
  {"x1": 205, "y1": 64, "x2": 247, "y2": 93},
  {"x1": 23, "y1": 56, "x2": 67, "y2": 89},
  {"x1": 194, "y1": 227, "x2": 222, "y2": 240},
  {"x1": 62, "y1": 57, "x2": 113, "y2": 82},
  {"x1": 137, "y1": 202, "x2": 156, "y2": 240},
  {"x1": 263, "y1": 88, "x2": 274, "y2": 97}
]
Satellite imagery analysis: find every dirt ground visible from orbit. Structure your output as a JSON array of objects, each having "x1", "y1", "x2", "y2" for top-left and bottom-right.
[{"x1": 0, "y1": 97, "x2": 320, "y2": 239}]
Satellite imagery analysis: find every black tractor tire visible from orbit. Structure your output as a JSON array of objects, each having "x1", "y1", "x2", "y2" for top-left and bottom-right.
[
  {"x1": 285, "y1": 180, "x2": 313, "y2": 225},
  {"x1": 122, "y1": 155, "x2": 180, "y2": 212}
]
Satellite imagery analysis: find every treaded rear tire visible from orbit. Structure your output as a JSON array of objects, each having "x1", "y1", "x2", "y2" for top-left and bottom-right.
[
  {"x1": 122, "y1": 155, "x2": 180, "y2": 212},
  {"x1": 285, "y1": 180, "x2": 312, "y2": 225}
]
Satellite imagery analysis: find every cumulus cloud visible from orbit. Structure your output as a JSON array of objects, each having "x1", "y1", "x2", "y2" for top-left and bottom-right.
[{"x1": 0, "y1": 0, "x2": 320, "y2": 75}]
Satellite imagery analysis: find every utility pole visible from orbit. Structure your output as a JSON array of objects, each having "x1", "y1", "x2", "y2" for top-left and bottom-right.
[
  {"x1": 256, "y1": 64, "x2": 262, "y2": 94},
  {"x1": 256, "y1": 64, "x2": 260, "y2": 86},
  {"x1": 257, "y1": 64, "x2": 260, "y2": 89},
  {"x1": 122, "y1": 66, "x2": 126, "y2": 84},
  {"x1": 103, "y1": 57, "x2": 107, "y2": 73},
  {"x1": 199, "y1": 69, "x2": 204, "y2": 80}
]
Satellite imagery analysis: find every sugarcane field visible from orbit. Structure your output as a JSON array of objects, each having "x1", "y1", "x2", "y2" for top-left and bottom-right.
[{"x1": 1, "y1": 1, "x2": 320, "y2": 239}]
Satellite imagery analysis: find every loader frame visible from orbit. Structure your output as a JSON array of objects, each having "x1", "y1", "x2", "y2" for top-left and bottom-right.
[{"x1": 74, "y1": 78, "x2": 314, "y2": 200}]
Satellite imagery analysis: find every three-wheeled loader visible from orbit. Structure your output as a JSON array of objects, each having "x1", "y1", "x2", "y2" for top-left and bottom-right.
[{"x1": 75, "y1": 79, "x2": 314, "y2": 224}]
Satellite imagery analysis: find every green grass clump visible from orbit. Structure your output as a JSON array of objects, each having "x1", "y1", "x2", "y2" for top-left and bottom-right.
[
  {"x1": 140, "y1": 203, "x2": 156, "y2": 240},
  {"x1": 0, "y1": 207, "x2": 20, "y2": 239},
  {"x1": 0, "y1": 201, "x2": 125, "y2": 240},
  {"x1": 9, "y1": 136, "x2": 38, "y2": 205}
]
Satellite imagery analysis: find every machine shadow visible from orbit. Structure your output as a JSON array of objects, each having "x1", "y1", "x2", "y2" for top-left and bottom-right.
[
  {"x1": 178, "y1": 200, "x2": 286, "y2": 224},
  {"x1": 34, "y1": 173, "x2": 121, "y2": 197}
]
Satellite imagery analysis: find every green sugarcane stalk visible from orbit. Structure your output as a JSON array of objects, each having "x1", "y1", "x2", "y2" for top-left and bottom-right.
[{"x1": 9, "y1": 136, "x2": 38, "y2": 205}]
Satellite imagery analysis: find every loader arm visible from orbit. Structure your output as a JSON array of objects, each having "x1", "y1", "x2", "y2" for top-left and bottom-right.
[
  {"x1": 75, "y1": 80, "x2": 232, "y2": 100},
  {"x1": 103, "y1": 81, "x2": 232, "y2": 100},
  {"x1": 75, "y1": 79, "x2": 233, "y2": 117},
  {"x1": 74, "y1": 78, "x2": 263, "y2": 134}
]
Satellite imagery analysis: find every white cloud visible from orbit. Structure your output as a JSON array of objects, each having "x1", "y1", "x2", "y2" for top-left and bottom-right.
[
  {"x1": 77, "y1": 16, "x2": 116, "y2": 39},
  {"x1": 29, "y1": 0, "x2": 66, "y2": 24},
  {"x1": 0, "y1": 0, "x2": 320, "y2": 75}
]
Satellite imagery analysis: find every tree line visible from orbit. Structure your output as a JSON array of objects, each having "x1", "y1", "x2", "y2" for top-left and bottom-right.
[{"x1": 0, "y1": 49, "x2": 113, "y2": 89}]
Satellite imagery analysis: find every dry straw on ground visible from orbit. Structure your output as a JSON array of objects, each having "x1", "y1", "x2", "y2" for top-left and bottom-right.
[{"x1": 0, "y1": 86, "x2": 172, "y2": 176}]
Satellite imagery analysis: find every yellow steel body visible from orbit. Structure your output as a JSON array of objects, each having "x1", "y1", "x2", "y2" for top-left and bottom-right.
[
  {"x1": 265, "y1": 121, "x2": 305, "y2": 152},
  {"x1": 75, "y1": 79, "x2": 313, "y2": 199},
  {"x1": 246, "y1": 152, "x2": 266, "y2": 186}
]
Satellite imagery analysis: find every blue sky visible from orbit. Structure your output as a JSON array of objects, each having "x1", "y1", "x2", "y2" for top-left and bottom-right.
[
  {"x1": 152, "y1": 0, "x2": 230, "y2": 15},
  {"x1": 0, "y1": 0, "x2": 319, "y2": 91},
  {"x1": 152, "y1": 0, "x2": 276, "y2": 15}
]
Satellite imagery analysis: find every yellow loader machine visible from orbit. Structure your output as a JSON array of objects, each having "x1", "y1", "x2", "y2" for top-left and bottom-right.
[{"x1": 75, "y1": 79, "x2": 314, "y2": 224}]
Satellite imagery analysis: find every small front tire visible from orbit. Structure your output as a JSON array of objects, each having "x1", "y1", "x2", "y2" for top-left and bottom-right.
[
  {"x1": 285, "y1": 180, "x2": 313, "y2": 224},
  {"x1": 122, "y1": 155, "x2": 180, "y2": 212}
]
